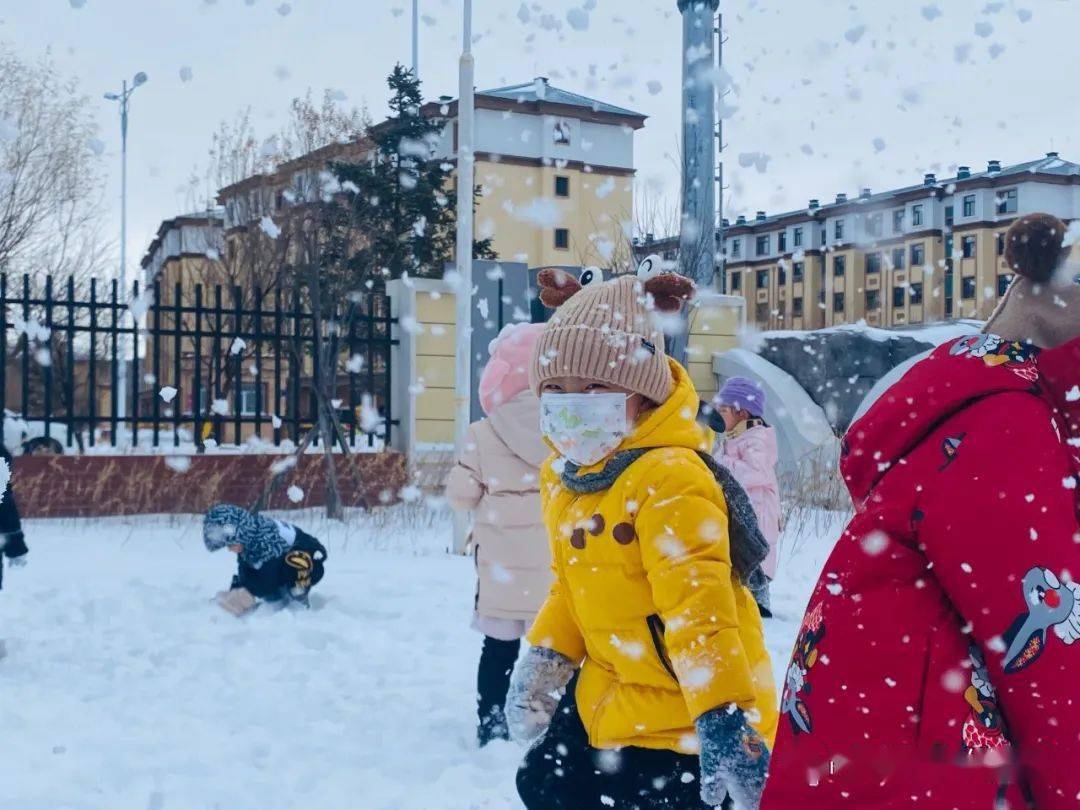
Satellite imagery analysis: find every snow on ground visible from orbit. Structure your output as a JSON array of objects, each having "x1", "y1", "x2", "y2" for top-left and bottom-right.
[{"x1": 0, "y1": 506, "x2": 846, "y2": 810}]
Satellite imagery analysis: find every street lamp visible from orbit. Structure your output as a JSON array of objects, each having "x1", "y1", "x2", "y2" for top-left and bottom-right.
[
  {"x1": 452, "y1": 0, "x2": 474, "y2": 553},
  {"x1": 104, "y1": 70, "x2": 148, "y2": 425}
]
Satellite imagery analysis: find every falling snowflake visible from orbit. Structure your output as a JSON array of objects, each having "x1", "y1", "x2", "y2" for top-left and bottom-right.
[
  {"x1": 159, "y1": 386, "x2": 178, "y2": 403},
  {"x1": 164, "y1": 456, "x2": 191, "y2": 473},
  {"x1": 210, "y1": 399, "x2": 230, "y2": 416},
  {"x1": 230, "y1": 337, "x2": 246, "y2": 355},
  {"x1": 259, "y1": 216, "x2": 281, "y2": 239},
  {"x1": 286, "y1": 485, "x2": 304, "y2": 503}
]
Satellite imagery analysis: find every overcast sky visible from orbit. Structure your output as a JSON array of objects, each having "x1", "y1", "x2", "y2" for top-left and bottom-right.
[{"x1": 3, "y1": 0, "x2": 1078, "y2": 273}]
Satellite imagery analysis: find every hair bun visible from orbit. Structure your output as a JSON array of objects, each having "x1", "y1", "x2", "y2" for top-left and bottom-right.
[{"x1": 1004, "y1": 212, "x2": 1068, "y2": 283}]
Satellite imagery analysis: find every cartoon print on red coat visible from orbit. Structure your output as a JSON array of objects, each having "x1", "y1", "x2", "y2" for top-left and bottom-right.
[
  {"x1": 948, "y1": 333, "x2": 1041, "y2": 382},
  {"x1": 961, "y1": 645, "x2": 1011, "y2": 754},
  {"x1": 938, "y1": 433, "x2": 966, "y2": 471},
  {"x1": 781, "y1": 601, "x2": 825, "y2": 735},
  {"x1": 1001, "y1": 566, "x2": 1080, "y2": 674}
]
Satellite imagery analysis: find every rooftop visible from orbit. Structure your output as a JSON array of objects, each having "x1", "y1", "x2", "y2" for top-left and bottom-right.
[
  {"x1": 478, "y1": 78, "x2": 645, "y2": 118},
  {"x1": 726, "y1": 152, "x2": 1080, "y2": 231}
]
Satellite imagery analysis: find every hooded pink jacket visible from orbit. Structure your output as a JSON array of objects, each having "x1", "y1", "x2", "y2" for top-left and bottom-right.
[
  {"x1": 714, "y1": 422, "x2": 782, "y2": 579},
  {"x1": 445, "y1": 390, "x2": 553, "y2": 624}
]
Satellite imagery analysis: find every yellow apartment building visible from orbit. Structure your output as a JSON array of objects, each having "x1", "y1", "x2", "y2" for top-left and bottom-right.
[
  {"x1": 722, "y1": 153, "x2": 1080, "y2": 330},
  {"x1": 424, "y1": 78, "x2": 644, "y2": 269}
]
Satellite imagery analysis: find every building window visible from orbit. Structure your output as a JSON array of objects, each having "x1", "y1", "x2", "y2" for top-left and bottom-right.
[
  {"x1": 910, "y1": 282, "x2": 924, "y2": 304},
  {"x1": 912, "y1": 204, "x2": 923, "y2": 227},
  {"x1": 755, "y1": 302, "x2": 769, "y2": 323},
  {"x1": 892, "y1": 287, "x2": 906, "y2": 308},
  {"x1": 891, "y1": 247, "x2": 905, "y2": 269},
  {"x1": 996, "y1": 232, "x2": 1005, "y2": 256},
  {"x1": 756, "y1": 269, "x2": 769, "y2": 289},
  {"x1": 756, "y1": 235, "x2": 771, "y2": 256},
  {"x1": 792, "y1": 261, "x2": 804, "y2": 282},
  {"x1": 996, "y1": 188, "x2": 1018, "y2": 214},
  {"x1": 731, "y1": 238, "x2": 741, "y2": 259},
  {"x1": 961, "y1": 235, "x2": 976, "y2": 259},
  {"x1": 240, "y1": 383, "x2": 262, "y2": 416},
  {"x1": 553, "y1": 120, "x2": 571, "y2": 145},
  {"x1": 778, "y1": 231, "x2": 787, "y2": 252},
  {"x1": 833, "y1": 292, "x2": 845, "y2": 312},
  {"x1": 866, "y1": 212, "x2": 883, "y2": 237},
  {"x1": 730, "y1": 271, "x2": 741, "y2": 291},
  {"x1": 961, "y1": 276, "x2": 977, "y2": 299},
  {"x1": 865, "y1": 289, "x2": 881, "y2": 310},
  {"x1": 554, "y1": 228, "x2": 569, "y2": 250},
  {"x1": 865, "y1": 252, "x2": 882, "y2": 273},
  {"x1": 554, "y1": 176, "x2": 570, "y2": 198},
  {"x1": 910, "y1": 242, "x2": 925, "y2": 266},
  {"x1": 833, "y1": 255, "x2": 846, "y2": 276},
  {"x1": 793, "y1": 297, "x2": 804, "y2": 316},
  {"x1": 834, "y1": 218, "x2": 845, "y2": 241},
  {"x1": 793, "y1": 227, "x2": 803, "y2": 247},
  {"x1": 892, "y1": 209, "x2": 905, "y2": 233},
  {"x1": 997, "y1": 274, "x2": 1012, "y2": 296},
  {"x1": 778, "y1": 265, "x2": 787, "y2": 285},
  {"x1": 945, "y1": 205, "x2": 954, "y2": 227},
  {"x1": 962, "y1": 194, "x2": 975, "y2": 217}
]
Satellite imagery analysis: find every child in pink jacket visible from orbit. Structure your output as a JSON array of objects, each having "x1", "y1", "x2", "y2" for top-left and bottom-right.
[
  {"x1": 445, "y1": 322, "x2": 552, "y2": 747},
  {"x1": 712, "y1": 376, "x2": 781, "y2": 614}
]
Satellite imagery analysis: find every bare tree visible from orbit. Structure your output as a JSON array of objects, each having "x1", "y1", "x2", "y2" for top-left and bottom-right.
[{"x1": 0, "y1": 45, "x2": 112, "y2": 288}]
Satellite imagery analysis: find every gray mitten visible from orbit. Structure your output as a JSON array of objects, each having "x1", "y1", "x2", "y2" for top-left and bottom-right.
[
  {"x1": 504, "y1": 646, "x2": 576, "y2": 744},
  {"x1": 696, "y1": 704, "x2": 770, "y2": 809}
]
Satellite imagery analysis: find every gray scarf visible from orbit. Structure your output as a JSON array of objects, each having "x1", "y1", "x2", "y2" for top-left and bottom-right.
[{"x1": 561, "y1": 448, "x2": 771, "y2": 588}]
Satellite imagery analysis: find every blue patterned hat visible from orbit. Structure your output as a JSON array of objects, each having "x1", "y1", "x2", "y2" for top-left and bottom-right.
[{"x1": 203, "y1": 503, "x2": 291, "y2": 570}]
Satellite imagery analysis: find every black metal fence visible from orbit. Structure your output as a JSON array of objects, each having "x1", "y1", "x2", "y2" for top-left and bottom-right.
[{"x1": 0, "y1": 274, "x2": 398, "y2": 451}]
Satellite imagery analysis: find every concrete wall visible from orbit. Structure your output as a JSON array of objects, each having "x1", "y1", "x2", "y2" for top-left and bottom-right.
[{"x1": 684, "y1": 293, "x2": 745, "y2": 401}]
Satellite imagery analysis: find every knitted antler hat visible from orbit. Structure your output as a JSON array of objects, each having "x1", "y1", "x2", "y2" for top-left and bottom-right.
[
  {"x1": 984, "y1": 212, "x2": 1080, "y2": 349},
  {"x1": 529, "y1": 257, "x2": 695, "y2": 404}
]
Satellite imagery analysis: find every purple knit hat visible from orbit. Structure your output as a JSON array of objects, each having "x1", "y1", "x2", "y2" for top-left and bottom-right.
[{"x1": 714, "y1": 376, "x2": 766, "y2": 417}]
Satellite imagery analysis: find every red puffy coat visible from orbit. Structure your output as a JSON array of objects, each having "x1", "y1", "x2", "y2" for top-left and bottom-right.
[{"x1": 763, "y1": 334, "x2": 1080, "y2": 809}]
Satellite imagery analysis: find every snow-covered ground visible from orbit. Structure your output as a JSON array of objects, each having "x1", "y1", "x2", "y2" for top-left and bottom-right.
[{"x1": 0, "y1": 506, "x2": 846, "y2": 810}]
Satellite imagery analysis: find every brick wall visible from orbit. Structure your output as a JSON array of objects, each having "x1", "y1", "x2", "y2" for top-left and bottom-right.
[{"x1": 10, "y1": 452, "x2": 407, "y2": 518}]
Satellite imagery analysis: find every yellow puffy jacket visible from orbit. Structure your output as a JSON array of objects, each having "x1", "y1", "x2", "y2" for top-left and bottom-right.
[{"x1": 528, "y1": 359, "x2": 778, "y2": 754}]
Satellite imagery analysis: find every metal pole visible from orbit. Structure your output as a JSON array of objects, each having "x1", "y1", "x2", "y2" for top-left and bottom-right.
[
  {"x1": 716, "y1": 11, "x2": 725, "y2": 294},
  {"x1": 452, "y1": 0, "x2": 475, "y2": 554},
  {"x1": 412, "y1": 0, "x2": 420, "y2": 78},
  {"x1": 673, "y1": 0, "x2": 720, "y2": 360},
  {"x1": 118, "y1": 79, "x2": 128, "y2": 421}
]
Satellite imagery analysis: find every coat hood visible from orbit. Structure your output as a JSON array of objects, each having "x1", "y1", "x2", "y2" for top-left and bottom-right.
[
  {"x1": 620, "y1": 357, "x2": 714, "y2": 456},
  {"x1": 487, "y1": 389, "x2": 550, "y2": 468},
  {"x1": 841, "y1": 333, "x2": 1079, "y2": 506}
]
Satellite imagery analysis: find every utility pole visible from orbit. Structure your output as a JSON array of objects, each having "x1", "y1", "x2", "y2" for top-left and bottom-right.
[
  {"x1": 716, "y1": 10, "x2": 726, "y2": 294},
  {"x1": 412, "y1": 0, "x2": 420, "y2": 78},
  {"x1": 104, "y1": 71, "x2": 148, "y2": 425},
  {"x1": 452, "y1": 0, "x2": 475, "y2": 554},
  {"x1": 672, "y1": 0, "x2": 719, "y2": 362}
]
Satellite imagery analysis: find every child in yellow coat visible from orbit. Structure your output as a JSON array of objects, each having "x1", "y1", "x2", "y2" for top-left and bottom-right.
[{"x1": 507, "y1": 260, "x2": 778, "y2": 810}]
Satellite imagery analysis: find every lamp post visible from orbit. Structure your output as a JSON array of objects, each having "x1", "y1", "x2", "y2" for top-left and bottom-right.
[
  {"x1": 412, "y1": 0, "x2": 420, "y2": 77},
  {"x1": 452, "y1": 0, "x2": 475, "y2": 553},
  {"x1": 672, "y1": 0, "x2": 719, "y2": 362},
  {"x1": 104, "y1": 71, "x2": 148, "y2": 423}
]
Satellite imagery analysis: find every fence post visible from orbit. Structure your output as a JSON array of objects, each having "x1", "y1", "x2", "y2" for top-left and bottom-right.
[
  {"x1": 65, "y1": 276, "x2": 76, "y2": 448},
  {"x1": 385, "y1": 278, "x2": 414, "y2": 457}
]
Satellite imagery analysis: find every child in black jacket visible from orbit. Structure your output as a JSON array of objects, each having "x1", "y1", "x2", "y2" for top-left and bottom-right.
[
  {"x1": 0, "y1": 446, "x2": 27, "y2": 592},
  {"x1": 203, "y1": 503, "x2": 327, "y2": 616}
]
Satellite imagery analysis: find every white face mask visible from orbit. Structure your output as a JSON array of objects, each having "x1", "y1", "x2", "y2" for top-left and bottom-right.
[{"x1": 539, "y1": 392, "x2": 628, "y2": 467}]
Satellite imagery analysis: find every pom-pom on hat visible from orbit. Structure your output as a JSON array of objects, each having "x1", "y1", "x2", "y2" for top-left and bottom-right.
[
  {"x1": 529, "y1": 257, "x2": 695, "y2": 404},
  {"x1": 1003, "y1": 212, "x2": 1069, "y2": 282},
  {"x1": 478, "y1": 322, "x2": 546, "y2": 416},
  {"x1": 985, "y1": 212, "x2": 1080, "y2": 349}
]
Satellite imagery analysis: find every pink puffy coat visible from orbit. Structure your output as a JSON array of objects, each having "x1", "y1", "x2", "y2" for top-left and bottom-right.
[
  {"x1": 445, "y1": 390, "x2": 553, "y2": 626},
  {"x1": 714, "y1": 422, "x2": 782, "y2": 578}
]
